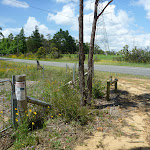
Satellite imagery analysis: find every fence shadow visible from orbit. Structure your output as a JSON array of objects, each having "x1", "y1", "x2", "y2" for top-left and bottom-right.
[
  {"x1": 128, "y1": 147, "x2": 150, "y2": 150},
  {"x1": 95, "y1": 89, "x2": 150, "y2": 111}
]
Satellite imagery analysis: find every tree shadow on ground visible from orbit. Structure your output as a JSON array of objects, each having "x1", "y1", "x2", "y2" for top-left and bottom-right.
[
  {"x1": 95, "y1": 89, "x2": 150, "y2": 111},
  {"x1": 128, "y1": 147, "x2": 150, "y2": 150}
]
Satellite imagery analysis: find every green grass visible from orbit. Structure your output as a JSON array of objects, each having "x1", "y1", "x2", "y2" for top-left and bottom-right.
[
  {"x1": 4, "y1": 53, "x2": 150, "y2": 68},
  {"x1": 1, "y1": 60, "x2": 150, "y2": 149}
]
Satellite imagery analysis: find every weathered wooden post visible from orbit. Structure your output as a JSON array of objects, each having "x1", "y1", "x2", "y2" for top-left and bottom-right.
[
  {"x1": 110, "y1": 76, "x2": 112, "y2": 82},
  {"x1": 43, "y1": 65, "x2": 44, "y2": 79},
  {"x1": 106, "y1": 81, "x2": 110, "y2": 101},
  {"x1": 92, "y1": 60, "x2": 94, "y2": 79},
  {"x1": 115, "y1": 79, "x2": 117, "y2": 92},
  {"x1": 66, "y1": 64, "x2": 67, "y2": 73},
  {"x1": 11, "y1": 75, "x2": 17, "y2": 127},
  {"x1": 15, "y1": 75, "x2": 27, "y2": 122}
]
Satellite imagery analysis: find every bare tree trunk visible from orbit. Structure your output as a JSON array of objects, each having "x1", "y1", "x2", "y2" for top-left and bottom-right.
[
  {"x1": 87, "y1": 0, "x2": 113, "y2": 105},
  {"x1": 87, "y1": 0, "x2": 98, "y2": 105},
  {"x1": 79, "y1": 0, "x2": 86, "y2": 106}
]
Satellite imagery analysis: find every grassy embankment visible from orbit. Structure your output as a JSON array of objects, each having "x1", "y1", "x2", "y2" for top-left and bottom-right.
[
  {"x1": 5, "y1": 53, "x2": 150, "y2": 68},
  {"x1": 0, "y1": 60, "x2": 150, "y2": 149}
]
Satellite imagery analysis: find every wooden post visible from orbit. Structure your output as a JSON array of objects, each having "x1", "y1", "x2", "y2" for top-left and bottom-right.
[
  {"x1": 73, "y1": 66, "x2": 75, "y2": 88},
  {"x1": 43, "y1": 65, "x2": 44, "y2": 79},
  {"x1": 15, "y1": 75, "x2": 27, "y2": 122},
  {"x1": 115, "y1": 79, "x2": 117, "y2": 92},
  {"x1": 92, "y1": 60, "x2": 94, "y2": 80},
  {"x1": 110, "y1": 76, "x2": 112, "y2": 82},
  {"x1": 11, "y1": 75, "x2": 17, "y2": 127},
  {"x1": 106, "y1": 81, "x2": 110, "y2": 101},
  {"x1": 66, "y1": 64, "x2": 67, "y2": 73}
]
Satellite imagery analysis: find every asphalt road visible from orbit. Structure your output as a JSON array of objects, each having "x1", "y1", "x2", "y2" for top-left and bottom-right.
[{"x1": 0, "y1": 57, "x2": 150, "y2": 77}]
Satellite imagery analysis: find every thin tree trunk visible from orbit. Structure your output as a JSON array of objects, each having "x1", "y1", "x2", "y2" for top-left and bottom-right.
[
  {"x1": 87, "y1": 0, "x2": 98, "y2": 105},
  {"x1": 87, "y1": 0, "x2": 113, "y2": 104},
  {"x1": 79, "y1": 0, "x2": 86, "y2": 106}
]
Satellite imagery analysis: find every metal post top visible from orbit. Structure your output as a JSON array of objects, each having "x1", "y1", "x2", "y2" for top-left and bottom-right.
[{"x1": 15, "y1": 74, "x2": 26, "y2": 82}]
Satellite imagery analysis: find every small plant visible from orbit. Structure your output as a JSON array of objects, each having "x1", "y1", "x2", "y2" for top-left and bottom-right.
[{"x1": 92, "y1": 80, "x2": 105, "y2": 99}]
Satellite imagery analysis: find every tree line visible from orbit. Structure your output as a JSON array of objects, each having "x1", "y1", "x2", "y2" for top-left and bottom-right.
[{"x1": 0, "y1": 26, "x2": 107, "y2": 57}]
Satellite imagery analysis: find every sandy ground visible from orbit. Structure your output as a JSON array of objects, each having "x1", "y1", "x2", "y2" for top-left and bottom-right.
[{"x1": 75, "y1": 77, "x2": 150, "y2": 150}]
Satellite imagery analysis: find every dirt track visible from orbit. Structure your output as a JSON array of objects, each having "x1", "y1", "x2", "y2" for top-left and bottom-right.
[{"x1": 75, "y1": 77, "x2": 150, "y2": 150}]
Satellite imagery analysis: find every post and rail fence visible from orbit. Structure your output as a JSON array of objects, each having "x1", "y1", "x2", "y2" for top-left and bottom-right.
[
  {"x1": 0, "y1": 74, "x2": 52, "y2": 132},
  {"x1": 106, "y1": 76, "x2": 118, "y2": 101}
]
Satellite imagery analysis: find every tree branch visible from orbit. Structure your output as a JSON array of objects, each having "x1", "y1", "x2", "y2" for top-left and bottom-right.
[{"x1": 97, "y1": 0, "x2": 113, "y2": 20}]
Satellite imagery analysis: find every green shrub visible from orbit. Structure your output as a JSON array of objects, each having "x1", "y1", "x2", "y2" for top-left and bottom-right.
[
  {"x1": 36, "y1": 46, "x2": 46, "y2": 59},
  {"x1": 50, "y1": 47, "x2": 61, "y2": 59},
  {"x1": 42, "y1": 82, "x2": 92, "y2": 125},
  {"x1": 92, "y1": 80, "x2": 105, "y2": 99}
]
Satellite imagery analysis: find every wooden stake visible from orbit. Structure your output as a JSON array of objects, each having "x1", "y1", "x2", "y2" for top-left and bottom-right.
[
  {"x1": 106, "y1": 81, "x2": 110, "y2": 101},
  {"x1": 11, "y1": 75, "x2": 17, "y2": 127}
]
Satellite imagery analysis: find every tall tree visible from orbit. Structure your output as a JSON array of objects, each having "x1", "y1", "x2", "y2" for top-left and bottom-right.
[
  {"x1": 18, "y1": 28, "x2": 27, "y2": 54},
  {"x1": 0, "y1": 27, "x2": 4, "y2": 38},
  {"x1": 79, "y1": 0, "x2": 86, "y2": 106},
  {"x1": 31, "y1": 26, "x2": 42, "y2": 53},
  {"x1": 53, "y1": 29, "x2": 76, "y2": 54},
  {"x1": 87, "y1": 0, "x2": 113, "y2": 104}
]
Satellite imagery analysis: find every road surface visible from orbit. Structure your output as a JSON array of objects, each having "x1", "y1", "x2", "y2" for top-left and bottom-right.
[{"x1": 0, "y1": 57, "x2": 150, "y2": 77}]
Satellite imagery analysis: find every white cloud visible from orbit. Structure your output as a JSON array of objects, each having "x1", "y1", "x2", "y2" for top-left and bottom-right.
[
  {"x1": 56, "y1": 0, "x2": 68, "y2": 2},
  {"x1": 47, "y1": 0, "x2": 150, "y2": 51},
  {"x1": 132, "y1": 0, "x2": 150, "y2": 19},
  {"x1": 2, "y1": 17, "x2": 55, "y2": 37},
  {"x1": 56, "y1": 0, "x2": 78, "y2": 3},
  {"x1": 2, "y1": 0, "x2": 29, "y2": 8},
  {"x1": 47, "y1": 3, "x2": 78, "y2": 28},
  {"x1": 24, "y1": 17, "x2": 55, "y2": 36},
  {"x1": 2, "y1": 28, "x2": 21, "y2": 37},
  {"x1": 83, "y1": 0, "x2": 150, "y2": 51}
]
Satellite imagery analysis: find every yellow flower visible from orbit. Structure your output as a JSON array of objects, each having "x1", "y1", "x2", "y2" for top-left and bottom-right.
[
  {"x1": 0, "y1": 111, "x2": 3, "y2": 114},
  {"x1": 15, "y1": 108, "x2": 17, "y2": 110},
  {"x1": 59, "y1": 114, "x2": 61, "y2": 116},
  {"x1": 32, "y1": 122, "x2": 35, "y2": 125},
  {"x1": 47, "y1": 106, "x2": 50, "y2": 108},
  {"x1": 15, "y1": 118, "x2": 18, "y2": 122},
  {"x1": 33, "y1": 115, "x2": 34, "y2": 117},
  {"x1": 29, "y1": 109, "x2": 32, "y2": 112},
  {"x1": 33, "y1": 112, "x2": 37, "y2": 115},
  {"x1": 51, "y1": 116, "x2": 53, "y2": 118},
  {"x1": 26, "y1": 114, "x2": 29, "y2": 117},
  {"x1": 16, "y1": 113, "x2": 19, "y2": 115},
  {"x1": 22, "y1": 144, "x2": 24, "y2": 146}
]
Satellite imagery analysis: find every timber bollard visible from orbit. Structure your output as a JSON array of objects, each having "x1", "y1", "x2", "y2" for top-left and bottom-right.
[
  {"x1": 11, "y1": 75, "x2": 17, "y2": 127},
  {"x1": 15, "y1": 75, "x2": 27, "y2": 122},
  {"x1": 106, "y1": 81, "x2": 110, "y2": 101},
  {"x1": 106, "y1": 76, "x2": 118, "y2": 101}
]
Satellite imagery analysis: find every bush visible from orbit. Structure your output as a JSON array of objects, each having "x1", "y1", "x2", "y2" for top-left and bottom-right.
[
  {"x1": 92, "y1": 80, "x2": 105, "y2": 99},
  {"x1": 50, "y1": 47, "x2": 61, "y2": 59},
  {"x1": 36, "y1": 47, "x2": 46, "y2": 59},
  {"x1": 42, "y1": 80, "x2": 92, "y2": 125},
  {"x1": 121, "y1": 45, "x2": 150, "y2": 63}
]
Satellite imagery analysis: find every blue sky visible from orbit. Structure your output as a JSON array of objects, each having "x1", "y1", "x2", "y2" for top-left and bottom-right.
[{"x1": 0, "y1": 0, "x2": 150, "y2": 51}]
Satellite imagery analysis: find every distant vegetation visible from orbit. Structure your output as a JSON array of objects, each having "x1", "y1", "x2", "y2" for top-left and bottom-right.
[
  {"x1": 1, "y1": 26, "x2": 150, "y2": 65},
  {"x1": 119, "y1": 45, "x2": 150, "y2": 63},
  {"x1": 0, "y1": 26, "x2": 112, "y2": 58}
]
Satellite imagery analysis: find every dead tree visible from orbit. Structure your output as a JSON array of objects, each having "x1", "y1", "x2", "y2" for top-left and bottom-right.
[
  {"x1": 87, "y1": 0, "x2": 113, "y2": 105},
  {"x1": 36, "y1": 60, "x2": 43, "y2": 70},
  {"x1": 79, "y1": 0, "x2": 86, "y2": 106}
]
